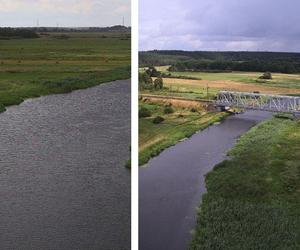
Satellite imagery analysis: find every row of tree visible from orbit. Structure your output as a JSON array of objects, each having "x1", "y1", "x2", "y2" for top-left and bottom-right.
[
  {"x1": 168, "y1": 60, "x2": 300, "y2": 74},
  {"x1": 140, "y1": 50, "x2": 300, "y2": 65},
  {"x1": 0, "y1": 28, "x2": 39, "y2": 39}
]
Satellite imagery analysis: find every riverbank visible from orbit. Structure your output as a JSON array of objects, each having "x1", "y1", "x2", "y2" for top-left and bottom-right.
[
  {"x1": 0, "y1": 32, "x2": 130, "y2": 111},
  {"x1": 191, "y1": 117, "x2": 300, "y2": 249},
  {"x1": 139, "y1": 100, "x2": 228, "y2": 165}
]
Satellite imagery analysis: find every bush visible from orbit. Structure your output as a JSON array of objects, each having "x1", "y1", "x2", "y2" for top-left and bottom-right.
[
  {"x1": 274, "y1": 113, "x2": 293, "y2": 120},
  {"x1": 154, "y1": 77, "x2": 163, "y2": 89},
  {"x1": 259, "y1": 72, "x2": 272, "y2": 79},
  {"x1": 164, "y1": 106, "x2": 174, "y2": 114},
  {"x1": 153, "y1": 116, "x2": 164, "y2": 124},
  {"x1": 139, "y1": 106, "x2": 152, "y2": 118},
  {"x1": 146, "y1": 66, "x2": 160, "y2": 77},
  {"x1": 139, "y1": 72, "x2": 153, "y2": 90},
  {"x1": 0, "y1": 28, "x2": 39, "y2": 39}
]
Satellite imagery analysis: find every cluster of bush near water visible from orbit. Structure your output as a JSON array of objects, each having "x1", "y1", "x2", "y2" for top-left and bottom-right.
[{"x1": 138, "y1": 101, "x2": 228, "y2": 165}]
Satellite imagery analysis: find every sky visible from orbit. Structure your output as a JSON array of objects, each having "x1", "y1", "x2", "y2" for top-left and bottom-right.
[
  {"x1": 139, "y1": 0, "x2": 300, "y2": 52},
  {"x1": 0, "y1": 0, "x2": 131, "y2": 27}
]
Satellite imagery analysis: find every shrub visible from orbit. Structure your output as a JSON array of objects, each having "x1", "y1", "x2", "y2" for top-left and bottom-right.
[
  {"x1": 139, "y1": 107, "x2": 151, "y2": 118},
  {"x1": 259, "y1": 72, "x2": 272, "y2": 79},
  {"x1": 139, "y1": 72, "x2": 153, "y2": 90},
  {"x1": 164, "y1": 106, "x2": 174, "y2": 114},
  {"x1": 154, "y1": 77, "x2": 163, "y2": 89},
  {"x1": 146, "y1": 66, "x2": 160, "y2": 77},
  {"x1": 153, "y1": 116, "x2": 164, "y2": 124},
  {"x1": 274, "y1": 113, "x2": 293, "y2": 120}
]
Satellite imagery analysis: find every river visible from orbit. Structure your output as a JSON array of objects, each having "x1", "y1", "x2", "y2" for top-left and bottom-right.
[
  {"x1": 139, "y1": 110, "x2": 272, "y2": 250},
  {"x1": 0, "y1": 80, "x2": 131, "y2": 250}
]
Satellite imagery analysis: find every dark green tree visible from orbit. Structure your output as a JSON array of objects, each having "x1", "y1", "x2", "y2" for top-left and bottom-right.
[
  {"x1": 146, "y1": 66, "x2": 160, "y2": 77},
  {"x1": 139, "y1": 72, "x2": 153, "y2": 90},
  {"x1": 154, "y1": 77, "x2": 163, "y2": 89}
]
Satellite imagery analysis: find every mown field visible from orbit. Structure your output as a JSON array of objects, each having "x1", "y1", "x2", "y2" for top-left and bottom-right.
[
  {"x1": 151, "y1": 66, "x2": 300, "y2": 96},
  {"x1": 0, "y1": 32, "x2": 131, "y2": 111},
  {"x1": 190, "y1": 117, "x2": 300, "y2": 249},
  {"x1": 139, "y1": 100, "x2": 228, "y2": 165}
]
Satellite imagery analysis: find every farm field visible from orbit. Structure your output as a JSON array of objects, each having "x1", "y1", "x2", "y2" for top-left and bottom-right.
[
  {"x1": 152, "y1": 66, "x2": 300, "y2": 96},
  {"x1": 0, "y1": 32, "x2": 131, "y2": 110},
  {"x1": 139, "y1": 99, "x2": 228, "y2": 165},
  {"x1": 191, "y1": 117, "x2": 300, "y2": 249}
]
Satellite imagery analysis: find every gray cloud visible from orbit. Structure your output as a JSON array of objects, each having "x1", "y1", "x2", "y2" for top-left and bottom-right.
[{"x1": 139, "y1": 0, "x2": 300, "y2": 52}]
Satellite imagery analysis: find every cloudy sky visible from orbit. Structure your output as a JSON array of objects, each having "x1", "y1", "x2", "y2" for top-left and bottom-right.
[
  {"x1": 0, "y1": 0, "x2": 131, "y2": 27},
  {"x1": 139, "y1": 0, "x2": 300, "y2": 52}
]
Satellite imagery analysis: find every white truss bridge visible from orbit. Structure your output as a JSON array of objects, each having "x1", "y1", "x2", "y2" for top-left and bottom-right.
[{"x1": 216, "y1": 91, "x2": 300, "y2": 114}]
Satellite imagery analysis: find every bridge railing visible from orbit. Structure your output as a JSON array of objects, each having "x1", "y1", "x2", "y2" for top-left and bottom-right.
[{"x1": 216, "y1": 91, "x2": 300, "y2": 113}]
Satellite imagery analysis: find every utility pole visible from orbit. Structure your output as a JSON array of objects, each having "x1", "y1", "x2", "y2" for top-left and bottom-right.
[{"x1": 122, "y1": 16, "x2": 125, "y2": 26}]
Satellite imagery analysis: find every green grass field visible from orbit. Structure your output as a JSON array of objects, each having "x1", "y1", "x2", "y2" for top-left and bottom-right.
[
  {"x1": 156, "y1": 66, "x2": 300, "y2": 89},
  {"x1": 190, "y1": 117, "x2": 300, "y2": 249},
  {"x1": 139, "y1": 101, "x2": 228, "y2": 165},
  {"x1": 0, "y1": 32, "x2": 131, "y2": 109}
]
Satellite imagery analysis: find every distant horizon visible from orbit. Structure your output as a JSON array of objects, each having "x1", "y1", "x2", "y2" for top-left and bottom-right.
[
  {"x1": 0, "y1": 25, "x2": 131, "y2": 28},
  {"x1": 140, "y1": 49, "x2": 300, "y2": 54}
]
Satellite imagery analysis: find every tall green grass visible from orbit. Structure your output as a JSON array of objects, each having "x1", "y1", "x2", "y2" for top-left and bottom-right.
[{"x1": 190, "y1": 118, "x2": 300, "y2": 249}]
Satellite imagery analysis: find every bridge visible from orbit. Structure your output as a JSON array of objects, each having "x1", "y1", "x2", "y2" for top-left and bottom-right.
[{"x1": 216, "y1": 91, "x2": 300, "y2": 114}]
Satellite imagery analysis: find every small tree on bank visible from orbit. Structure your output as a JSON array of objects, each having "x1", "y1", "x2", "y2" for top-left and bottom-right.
[
  {"x1": 139, "y1": 72, "x2": 153, "y2": 90},
  {"x1": 154, "y1": 77, "x2": 163, "y2": 89}
]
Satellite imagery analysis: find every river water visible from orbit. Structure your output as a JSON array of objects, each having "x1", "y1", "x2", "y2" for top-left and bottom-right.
[
  {"x1": 139, "y1": 110, "x2": 272, "y2": 250},
  {"x1": 0, "y1": 80, "x2": 131, "y2": 250}
]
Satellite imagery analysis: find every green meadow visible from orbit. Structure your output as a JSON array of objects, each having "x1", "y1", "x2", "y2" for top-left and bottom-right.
[
  {"x1": 155, "y1": 66, "x2": 300, "y2": 92},
  {"x1": 139, "y1": 101, "x2": 228, "y2": 165},
  {"x1": 191, "y1": 117, "x2": 300, "y2": 249},
  {"x1": 0, "y1": 32, "x2": 131, "y2": 110}
]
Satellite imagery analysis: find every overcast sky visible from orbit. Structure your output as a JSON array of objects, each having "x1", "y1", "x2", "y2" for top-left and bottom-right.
[
  {"x1": 139, "y1": 0, "x2": 300, "y2": 52},
  {"x1": 0, "y1": 0, "x2": 131, "y2": 27}
]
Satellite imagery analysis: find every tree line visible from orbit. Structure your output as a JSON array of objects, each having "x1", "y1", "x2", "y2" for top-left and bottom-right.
[
  {"x1": 0, "y1": 28, "x2": 39, "y2": 39},
  {"x1": 140, "y1": 50, "x2": 300, "y2": 73},
  {"x1": 168, "y1": 60, "x2": 300, "y2": 74}
]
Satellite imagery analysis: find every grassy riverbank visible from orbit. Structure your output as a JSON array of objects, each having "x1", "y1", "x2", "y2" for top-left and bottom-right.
[
  {"x1": 139, "y1": 101, "x2": 228, "y2": 165},
  {"x1": 190, "y1": 117, "x2": 300, "y2": 249},
  {"x1": 0, "y1": 32, "x2": 130, "y2": 110}
]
